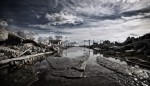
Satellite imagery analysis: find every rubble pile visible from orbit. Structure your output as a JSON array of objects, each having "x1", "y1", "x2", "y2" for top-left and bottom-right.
[{"x1": 0, "y1": 21, "x2": 61, "y2": 67}]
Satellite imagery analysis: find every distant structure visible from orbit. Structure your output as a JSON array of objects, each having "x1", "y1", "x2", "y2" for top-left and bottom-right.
[
  {"x1": 50, "y1": 40, "x2": 62, "y2": 46},
  {"x1": 83, "y1": 40, "x2": 91, "y2": 46},
  {"x1": 55, "y1": 36, "x2": 63, "y2": 40},
  {"x1": 0, "y1": 20, "x2": 8, "y2": 29},
  {"x1": 50, "y1": 40, "x2": 63, "y2": 52},
  {"x1": 67, "y1": 41, "x2": 78, "y2": 46}
]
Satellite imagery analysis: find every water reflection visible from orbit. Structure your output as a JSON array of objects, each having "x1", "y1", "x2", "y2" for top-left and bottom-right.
[
  {"x1": 62, "y1": 47, "x2": 126, "y2": 64},
  {"x1": 31, "y1": 47, "x2": 124, "y2": 86},
  {"x1": 0, "y1": 47, "x2": 149, "y2": 86},
  {"x1": 33, "y1": 47, "x2": 127, "y2": 79},
  {"x1": 31, "y1": 47, "x2": 150, "y2": 86}
]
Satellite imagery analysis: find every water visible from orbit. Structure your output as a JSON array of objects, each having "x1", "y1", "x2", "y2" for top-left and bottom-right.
[
  {"x1": 62, "y1": 47, "x2": 126, "y2": 65},
  {"x1": 33, "y1": 47, "x2": 118, "y2": 69},
  {"x1": 30, "y1": 47, "x2": 150, "y2": 86},
  {"x1": 0, "y1": 47, "x2": 149, "y2": 86},
  {"x1": 31, "y1": 47, "x2": 130, "y2": 86},
  {"x1": 33, "y1": 47, "x2": 128, "y2": 77}
]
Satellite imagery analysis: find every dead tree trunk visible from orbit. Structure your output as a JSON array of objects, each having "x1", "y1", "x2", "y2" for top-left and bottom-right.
[{"x1": 0, "y1": 51, "x2": 53, "y2": 65}]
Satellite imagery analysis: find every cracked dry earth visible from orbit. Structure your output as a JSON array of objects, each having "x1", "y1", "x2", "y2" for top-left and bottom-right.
[{"x1": 29, "y1": 47, "x2": 150, "y2": 86}]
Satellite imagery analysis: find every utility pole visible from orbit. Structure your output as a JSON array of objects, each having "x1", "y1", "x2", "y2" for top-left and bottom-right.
[
  {"x1": 93, "y1": 39, "x2": 94, "y2": 45},
  {"x1": 89, "y1": 39, "x2": 90, "y2": 47},
  {"x1": 88, "y1": 39, "x2": 90, "y2": 55},
  {"x1": 84, "y1": 40, "x2": 85, "y2": 46}
]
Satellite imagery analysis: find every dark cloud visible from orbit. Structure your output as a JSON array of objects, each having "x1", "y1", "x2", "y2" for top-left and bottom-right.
[{"x1": 0, "y1": 0, "x2": 63, "y2": 25}]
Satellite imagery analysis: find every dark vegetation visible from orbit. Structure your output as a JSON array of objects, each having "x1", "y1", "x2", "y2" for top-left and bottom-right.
[{"x1": 91, "y1": 33, "x2": 150, "y2": 69}]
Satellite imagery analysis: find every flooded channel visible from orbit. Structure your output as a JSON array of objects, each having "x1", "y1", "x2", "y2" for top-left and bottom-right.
[
  {"x1": 0, "y1": 47, "x2": 150, "y2": 86},
  {"x1": 31, "y1": 47, "x2": 124, "y2": 86}
]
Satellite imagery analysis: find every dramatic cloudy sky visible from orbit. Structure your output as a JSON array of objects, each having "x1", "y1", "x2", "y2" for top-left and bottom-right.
[{"x1": 0, "y1": 0, "x2": 150, "y2": 43}]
